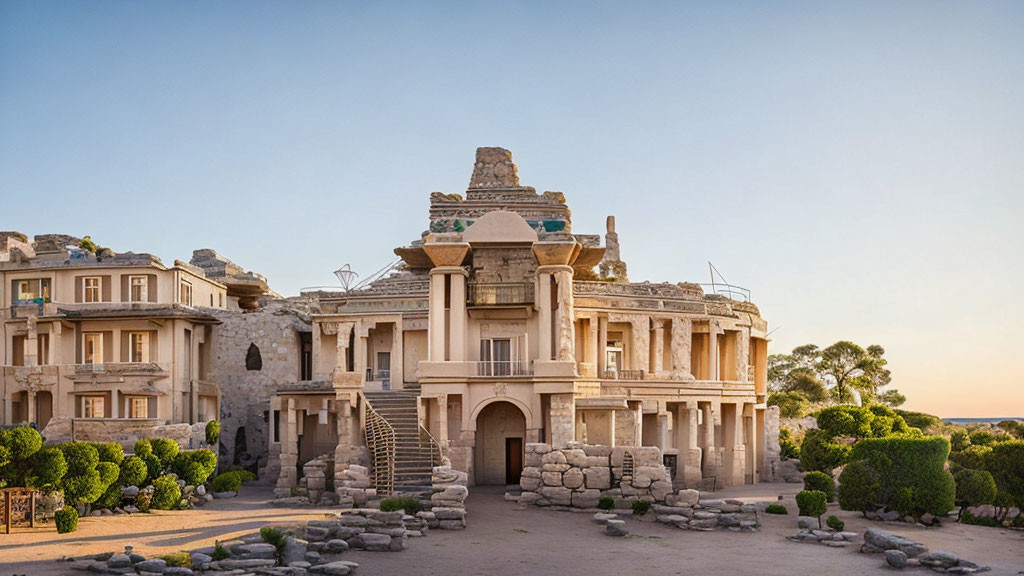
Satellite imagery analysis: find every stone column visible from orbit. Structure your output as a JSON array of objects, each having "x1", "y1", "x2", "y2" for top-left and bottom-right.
[
  {"x1": 437, "y1": 394, "x2": 449, "y2": 445},
  {"x1": 549, "y1": 393, "x2": 575, "y2": 449},
  {"x1": 391, "y1": 318, "x2": 404, "y2": 387},
  {"x1": 608, "y1": 409, "x2": 617, "y2": 447},
  {"x1": 25, "y1": 317, "x2": 38, "y2": 367},
  {"x1": 633, "y1": 403, "x2": 643, "y2": 446},
  {"x1": 554, "y1": 268, "x2": 575, "y2": 362},
  {"x1": 52, "y1": 321, "x2": 63, "y2": 365},
  {"x1": 335, "y1": 322, "x2": 354, "y2": 374},
  {"x1": 670, "y1": 317, "x2": 692, "y2": 378},
  {"x1": 597, "y1": 316, "x2": 608, "y2": 376},
  {"x1": 448, "y1": 270, "x2": 468, "y2": 362},
  {"x1": 652, "y1": 320, "x2": 665, "y2": 375},
  {"x1": 536, "y1": 272, "x2": 552, "y2": 362},
  {"x1": 27, "y1": 391, "x2": 37, "y2": 424},
  {"x1": 708, "y1": 321, "x2": 720, "y2": 381},
  {"x1": 724, "y1": 403, "x2": 746, "y2": 486},
  {"x1": 585, "y1": 316, "x2": 597, "y2": 367},
  {"x1": 632, "y1": 317, "x2": 650, "y2": 374},
  {"x1": 658, "y1": 411, "x2": 669, "y2": 451},
  {"x1": 737, "y1": 327, "x2": 750, "y2": 382},
  {"x1": 354, "y1": 321, "x2": 367, "y2": 378},
  {"x1": 683, "y1": 401, "x2": 702, "y2": 488},
  {"x1": 275, "y1": 398, "x2": 300, "y2": 497},
  {"x1": 701, "y1": 402, "x2": 717, "y2": 478},
  {"x1": 428, "y1": 271, "x2": 447, "y2": 361}
]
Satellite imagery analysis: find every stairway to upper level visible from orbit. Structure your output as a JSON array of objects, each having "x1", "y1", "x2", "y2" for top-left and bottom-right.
[{"x1": 363, "y1": 390, "x2": 435, "y2": 495}]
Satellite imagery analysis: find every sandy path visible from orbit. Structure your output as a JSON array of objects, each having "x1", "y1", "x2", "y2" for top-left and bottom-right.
[{"x1": 2, "y1": 483, "x2": 1022, "y2": 576}]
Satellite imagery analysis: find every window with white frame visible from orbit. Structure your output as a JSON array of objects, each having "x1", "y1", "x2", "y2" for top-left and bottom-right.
[
  {"x1": 129, "y1": 332, "x2": 150, "y2": 363},
  {"x1": 127, "y1": 396, "x2": 149, "y2": 418},
  {"x1": 129, "y1": 275, "x2": 148, "y2": 302},
  {"x1": 14, "y1": 278, "x2": 51, "y2": 303},
  {"x1": 83, "y1": 276, "x2": 101, "y2": 302},
  {"x1": 480, "y1": 338, "x2": 515, "y2": 376},
  {"x1": 82, "y1": 396, "x2": 105, "y2": 418},
  {"x1": 179, "y1": 280, "x2": 192, "y2": 306},
  {"x1": 83, "y1": 332, "x2": 103, "y2": 364}
]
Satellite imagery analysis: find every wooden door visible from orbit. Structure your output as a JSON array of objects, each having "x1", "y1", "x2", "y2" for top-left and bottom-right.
[{"x1": 505, "y1": 437, "x2": 523, "y2": 485}]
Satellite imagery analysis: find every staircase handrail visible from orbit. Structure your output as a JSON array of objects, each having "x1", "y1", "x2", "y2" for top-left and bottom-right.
[
  {"x1": 418, "y1": 423, "x2": 445, "y2": 468},
  {"x1": 362, "y1": 395, "x2": 395, "y2": 496}
]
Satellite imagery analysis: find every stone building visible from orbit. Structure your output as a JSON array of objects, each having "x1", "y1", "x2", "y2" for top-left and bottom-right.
[
  {"x1": 267, "y1": 148, "x2": 771, "y2": 497},
  {"x1": 0, "y1": 234, "x2": 227, "y2": 447}
]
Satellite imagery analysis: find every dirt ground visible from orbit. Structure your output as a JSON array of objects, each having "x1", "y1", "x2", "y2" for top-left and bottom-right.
[{"x1": 2, "y1": 483, "x2": 1023, "y2": 576}]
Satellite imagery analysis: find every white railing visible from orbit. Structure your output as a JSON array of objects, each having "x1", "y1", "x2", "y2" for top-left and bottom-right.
[{"x1": 476, "y1": 360, "x2": 532, "y2": 377}]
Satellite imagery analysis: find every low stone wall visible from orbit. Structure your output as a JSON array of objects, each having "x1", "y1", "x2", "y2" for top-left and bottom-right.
[
  {"x1": 42, "y1": 417, "x2": 209, "y2": 450},
  {"x1": 429, "y1": 465, "x2": 468, "y2": 529},
  {"x1": 518, "y1": 443, "x2": 672, "y2": 508}
]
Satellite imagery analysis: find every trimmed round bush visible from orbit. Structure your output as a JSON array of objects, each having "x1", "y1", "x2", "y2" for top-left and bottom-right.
[
  {"x1": 205, "y1": 420, "x2": 221, "y2": 446},
  {"x1": 985, "y1": 440, "x2": 1024, "y2": 507},
  {"x1": 134, "y1": 438, "x2": 153, "y2": 457},
  {"x1": 59, "y1": 442, "x2": 104, "y2": 505},
  {"x1": 118, "y1": 456, "x2": 148, "y2": 487},
  {"x1": 803, "y1": 471, "x2": 836, "y2": 503},
  {"x1": 96, "y1": 461, "x2": 119, "y2": 487},
  {"x1": 93, "y1": 442, "x2": 124, "y2": 465},
  {"x1": 950, "y1": 429, "x2": 971, "y2": 452},
  {"x1": 94, "y1": 482, "x2": 123, "y2": 509},
  {"x1": 796, "y1": 490, "x2": 827, "y2": 527},
  {"x1": 142, "y1": 453, "x2": 162, "y2": 482},
  {"x1": 151, "y1": 475, "x2": 182, "y2": 510},
  {"x1": 211, "y1": 471, "x2": 242, "y2": 493},
  {"x1": 55, "y1": 506, "x2": 79, "y2": 533},
  {"x1": 950, "y1": 445, "x2": 992, "y2": 470},
  {"x1": 838, "y1": 459, "x2": 880, "y2": 515},
  {"x1": 161, "y1": 552, "x2": 191, "y2": 568},
  {"x1": 826, "y1": 515, "x2": 845, "y2": 531},
  {"x1": 817, "y1": 406, "x2": 873, "y2": 438},
  {"x1": 3, "y1": 426, "x2": 42, "y2": 460},
  {"x1": 953, "y1": 467, "x2": 997, "y2": 515},
  {"x1": 800, "y1": 428, "x2": 850, "y2": 473},
  {"x1": 598, "y1": 496, "x2": 614, "y2": 511},
  {"x1": 172, "y1": 449, "x2": 218, "y2": 486},
  {"x1": 29, "y1": 446, "x2": 68, "y2": 490},
  {"x1": 843, "y1": 435, "x2": 955, "y2": 520},
  {"x1": 151, "y1": 439, "x2": 180, "y2": 466},
  {"x1": 631, "y1": 499, "x2": 651, "y2": 516},
  {"x1": 764, "y1": 503, "x2": 788, "y2": 515}
]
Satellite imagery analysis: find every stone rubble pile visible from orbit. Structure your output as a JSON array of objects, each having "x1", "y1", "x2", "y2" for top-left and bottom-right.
[
  {"x1": 787, "y1": 526, "x2": 859, "y2": 547},
  {"x1": 428, "y1": 465, "x2": 469, "y2": 529},
  {"x1": 861, "y1": 527, "x2": 991, "y2": 573},
  {"x1": 591, "y1": 493, "x2": 766, "y2": 534},
  {"x1": 518, "y1": 443, "x2": 673, "y2": 508}
]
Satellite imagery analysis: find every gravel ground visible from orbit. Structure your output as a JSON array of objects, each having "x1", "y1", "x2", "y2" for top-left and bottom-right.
[{"x1": 2, "y1": 482, "x2": 1022, "y2": 576}]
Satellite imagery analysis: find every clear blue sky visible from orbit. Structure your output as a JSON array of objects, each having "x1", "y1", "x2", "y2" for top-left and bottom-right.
[{"x1": 2, "y1": 1, "x2": 1022, "y2": 417}]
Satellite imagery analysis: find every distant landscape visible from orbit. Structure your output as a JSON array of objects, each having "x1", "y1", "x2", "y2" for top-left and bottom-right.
[{"x1": 943, "y1": 417, "x2": 1024, "y2": 425}]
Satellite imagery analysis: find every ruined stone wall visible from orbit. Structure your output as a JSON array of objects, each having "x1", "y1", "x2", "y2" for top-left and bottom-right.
[
  {"x1": 42, "y1": 417, "x2": 208, "y2": 450},
  {"x1": 206, "y1": 297, "x2": 312, "y2": 472},
  {"x1": 469, "y1": 247, "x2": 536, "y2": 285}
]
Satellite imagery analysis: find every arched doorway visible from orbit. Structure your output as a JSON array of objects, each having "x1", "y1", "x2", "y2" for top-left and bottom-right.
[{"x1": 474, "y1": 401, "x2": 526, "y2": 486}]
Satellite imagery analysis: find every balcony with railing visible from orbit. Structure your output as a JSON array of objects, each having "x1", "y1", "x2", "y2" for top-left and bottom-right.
[
  {"x1": 467, "y1": 282, "x2": 534, "y2": 307},
  {"x1": 600, "y1": 369, "x2": 645, "y2": 380},
  {"x1": 476, "y1": 360, "x2": 532, "y2": 377}
]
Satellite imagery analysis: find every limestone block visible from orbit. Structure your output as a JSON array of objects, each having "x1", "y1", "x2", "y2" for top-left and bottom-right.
[
  {"x1": 667, "y1": 489, "x2": 699, "y2": 507},
  {"x1": 605, "y1": 519, "x2": 628, "y2": 537},
  {"x1": 520, "y1": 476, "x2": 541, "y2": 491},
  {"x1": 348, "y1": 533, "x2": 392, "y2": 551},
  {"x1": 541, "y1": 451, "x2": 568, "y2": 465},
  {"x1": 525, "y1": 453, "x2": 541, "y2": 467},
  {"x1": 526, "y1": 443, "x2": 552, "y2": 455},
  {"x1": 520, "y1": 466, "x2": 541, "y2": 479},
  {"x1": 541, "y1": 463, "x2": 570, "y2": 473},
  {"x1": 563, "y1": 468, "x2": 585, "y2": 489},
  {"x1": 582, "y1": 444, "x2": 612, "y2": 457},
  {"x1": 571, "y1": 489, "x2": 601, "y2": 509},
  {"x1": 649, "y1": 480, "x2": 673, "y2": 502},
  {"x1": 634, "y1": 447, "x2": 662, "y2": 467},
  {"x1": 564, "y1": 449, "x2": 588, "y2": 468},
  {"x1": 538, "y1": 486, "x2": 572, "y2": 506},
  {"x1": 584, "y1": 467, "x2": 611, "y2": 490},
  {"x1": 541, "y1": 471, "x2": 563, "y2": 487},
  {"x1": 586, "y1": 455, "x2": 610, "y2": 467}
]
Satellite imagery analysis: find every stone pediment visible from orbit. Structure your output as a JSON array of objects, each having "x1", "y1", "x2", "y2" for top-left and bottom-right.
[{"x1": 462, "y1": 211, "x2": 539, "y2": 245}]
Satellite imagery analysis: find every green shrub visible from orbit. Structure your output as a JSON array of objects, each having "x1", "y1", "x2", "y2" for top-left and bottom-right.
[
  {"x1": 598, "y1": 496, "x2": 614, "y2": 511},
  {"x1": 817, "y1": 406, "x2": 874, "y2": 438},
  {"x1": 631, "y1": 499, "x2": 651, "y2": 516},
  {"x1": 134, "y1": 438, "x2": 153, "y2": 457},
  {"x1": 843, "y1": 436, "x2": 955, "y2": 521},
  {"x1": 779, "y1": 428, "x2": 801, "y2": 460},
  {"x1": 894, "y1": 410, "x2": 941, "y2": 432},
  {"x1": 118, "y1": 456, "x2": 148, "y2": 487},
  {"x1": 96, "y1": 461, "x2": 119, "y2": 487},
  {"x1": 953, "y1": 467, "x2": 996, "y2": 518},
  {"x1": 764, "y1": 503, "x2": 788, "y2": 515},
  {"x1": 55, "y1": 506, "x2": 79, "y2": 533},
  {"x1": 838, "y1": 459, "x2": 880, "y2": 515},
  {"x1": 59, "y1": 442, "x2": 104, "y2": 505},
  {"x1": 826, "y1": 514, "x2": 845, "y2": 531},
  {"x1": 172, "y1": 449, "x2": 218, "y2": 486},
  {"x1": 379, "y1": 496, "x2": 421, "y2": 515},
  {"x1": 768, "y1": 391, "x2": 811, "y2": 418},
  {"x1": 93, "y1": 442, "x2": 124, "y2": 464},
  {"x1": 142, "y1": 453, "x2": 162, "y2": 482},
  {"x1": 950, "y1": 429, "x2": 971, "y2": 452},
  {"x1": 968, "y1": 429, "x2": 1008, "y2": 447},
  {"x1": 212, "y1": 471, "x2": 242, "y2": 493},
  {"x1": 136, "y1": 490, "x2": 153, "y2": 512},
  {"x1": 151, "y1": 439, "x2": 180, "y2": 466},
  {"x1": 212, "y1": 541, "x2": 230, "y2": 561},
  {"x1": 796, "y1": 490, "x2": 827, "y2": 527},
  {"x1": 949, "y1": 445, "x2": 992, "y2": 470},
  {"x1": 205, "y1": 420, "x2": 221, "y2": 446},
  {"x1": 151, "y1": 475, "x2": 182, "y2": 510},
  {"x1": 260, "y1": 526, "x2": 287, "y2": 557},
  {"x1": 94, "y1": 482, "x2": 123, "y2": 509},
  {"x1": 800, "y1": 429, "x2": 850, "y2": 473},
  {"x1": 29, "y1": 446, "x2": 68, "y2": 490},
  {"x1": 803, "y1": 471, "x2": 835, "y2": 503},
  {"x1": 985, "y1": 440, "x2": 1024, "y2": 508},
  {"x1": 3, "y1": 426, "x2": 43, "y2": 460},
  {"x1": 960, "y1": 510, "x2": 1002, "y2": 527},
  {"x1": 161, "y1": 552, "x2": 191, "y2": 568}
]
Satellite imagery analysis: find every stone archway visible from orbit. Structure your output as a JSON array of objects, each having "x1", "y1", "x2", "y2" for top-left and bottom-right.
[{"x1": 474, "y1": 401, "x2": 527, "y2": 486}]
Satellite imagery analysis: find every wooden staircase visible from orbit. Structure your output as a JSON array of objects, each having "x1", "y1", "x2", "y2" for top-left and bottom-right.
[{"x1": 363, "y1": 390, "x2": 438, "y2": 495}]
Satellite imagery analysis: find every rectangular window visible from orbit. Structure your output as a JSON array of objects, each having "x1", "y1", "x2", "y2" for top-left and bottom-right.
[
  {"x1": 479, "y1": 338, "x2": 514, "y2": 376},
  {"x1": 84, "y1": 333, "x2": 103, "y2": 364},
  {"x1": 129, "y1": 276, "x2": 148, "y2": 302},
  {"x1": 129, "y1": 332, "x2": 150, "y2": 363},
  {"x1": 127, "y1": 397, "x2": 148, "y2": 418},
  {"x1": 37, "y1": 333, "x2": 49, "y2": 365},
  {"x1": 83, "y1": 396, "x2": 105, "y2": 418},
  {"x1": 272, "y1": 410, "x2": 280, "y2": 443},
  {"x1": 14, "y1": 278, "x2": 51, "y2": 303},
  {"x1": 83, "y1": 277, "x2": 101, "y2": 302},
  {"x1": 179, "y1": 280, "x2": 192, "y2": 306}
]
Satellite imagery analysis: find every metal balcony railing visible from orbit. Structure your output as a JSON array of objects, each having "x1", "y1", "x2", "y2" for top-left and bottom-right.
[
  {"x1": 476, "y1": 360, "x2": 532, "y2": 377},
  {"x1": 467, "y1": 282, "x2": 534, "y2": 306}
]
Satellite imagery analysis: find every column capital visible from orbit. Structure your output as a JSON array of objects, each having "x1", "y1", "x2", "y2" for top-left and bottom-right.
[
  {"x1": 536, "y1": 264, "x2": 574, "y2": 276},
  {"x1": 429, "y1": 266, "x2": 469, "y2": 277},
  {"x1": 423, "y1": 242, "x2": 470, "y2": 267}
]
